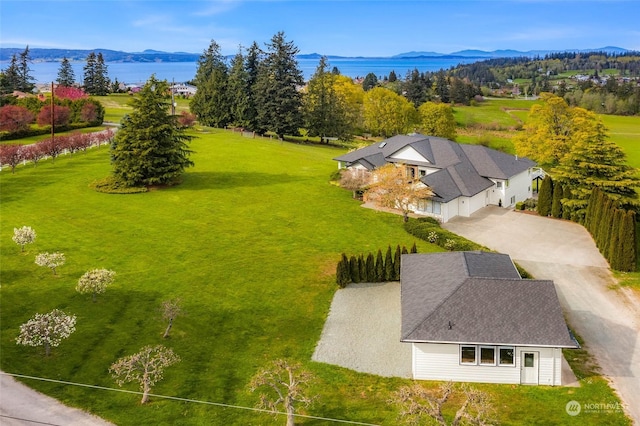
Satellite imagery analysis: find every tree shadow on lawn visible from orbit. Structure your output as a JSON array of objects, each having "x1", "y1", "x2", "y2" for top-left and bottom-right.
[{"x1": 183, "y1": 171, "x2": 307, "y2": 191}]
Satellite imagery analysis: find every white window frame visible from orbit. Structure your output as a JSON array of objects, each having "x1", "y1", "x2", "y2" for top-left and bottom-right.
[
  {"x1": 460, "y1": 345, "x2": 477, "y2": 365},
  {"x1": 496, "y1": 181, "x2": 502, "y2": 189},
  {"x1": 479, "y1": 345, "x2": 496, "y2": 366},
  {"x1": 498, "y1": 346, "x2": 515, "y2": 366}
]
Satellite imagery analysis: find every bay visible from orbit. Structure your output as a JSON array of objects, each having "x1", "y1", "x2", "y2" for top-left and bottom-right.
[{"x1": 7, "y1": 57, "x2": 478, "y2": 85}]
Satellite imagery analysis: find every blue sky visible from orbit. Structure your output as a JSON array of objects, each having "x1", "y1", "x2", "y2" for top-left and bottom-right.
[{"x1": 1, "y1": 0, "x2": 639, "y2": 57}]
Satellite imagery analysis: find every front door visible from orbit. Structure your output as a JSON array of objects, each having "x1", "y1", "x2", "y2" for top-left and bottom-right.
[{"x1": 521, "y1": 351, "x2": 539, "y2": 384}]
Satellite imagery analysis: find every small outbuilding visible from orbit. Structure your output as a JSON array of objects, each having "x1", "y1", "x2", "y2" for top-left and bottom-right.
[{"x1": 401, "y1": 251, "x2": 579, "y2": 385}]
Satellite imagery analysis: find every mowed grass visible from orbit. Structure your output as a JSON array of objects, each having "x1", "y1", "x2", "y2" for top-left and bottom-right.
[{"x1": 0, "y1": 129, "x2": 631, "y2": 424}]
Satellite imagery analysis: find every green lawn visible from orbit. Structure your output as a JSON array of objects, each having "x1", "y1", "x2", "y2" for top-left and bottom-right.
[{"x1": 0, "y1": 128, "x2": 631, "y2": 424}]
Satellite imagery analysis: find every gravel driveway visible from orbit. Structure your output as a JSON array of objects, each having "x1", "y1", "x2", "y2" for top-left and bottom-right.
[
  {"x1": 444, "y1": 206, "x2": 640, "y2": 424},
  {"x1": 312, "y1": 282, "x2": 411, "y2": 378}
]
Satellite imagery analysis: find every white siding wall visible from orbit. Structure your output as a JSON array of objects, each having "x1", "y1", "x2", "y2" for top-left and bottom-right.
[
  {"x1": 467, "y1": 191, "x2": 487, "y2": 216},
  {"x1": 504, "y1": 169, "x2": 533, "y2": 206},
  {"x1": 390, "y1": 146, "x2": 430, "y2": 164},
  {"x1": 412, "y1": 343, "x2": 563, "y2": 385}
]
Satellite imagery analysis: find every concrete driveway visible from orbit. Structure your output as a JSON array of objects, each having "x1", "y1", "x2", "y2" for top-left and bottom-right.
[{"x1": 444, "y1": 206, "x2": 640, "y2": 424}]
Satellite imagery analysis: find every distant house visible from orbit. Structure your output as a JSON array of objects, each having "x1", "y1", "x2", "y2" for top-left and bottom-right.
[
  {"x1": 171, "y1": 83, "x2": 197, "y2": 97},
  {"x1": 334, "y1": 133, "x2": 536, "y2": 222},
  {"x1": 401, "y1": 251, "x2": 579, "y2": 385}
]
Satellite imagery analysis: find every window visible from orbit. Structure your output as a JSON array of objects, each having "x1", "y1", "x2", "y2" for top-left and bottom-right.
[
  {"x1": 510, "y1": 196, "x2": 516, "y2": 205},
  {"x1": 480, "y1": 346, "x2": 496, "y2": 365},
  {"x1": 460, "y1": 346, "x2": 477, "y2": 364},
  {"x1": 524, "y1": 353, "x2": 535, "y2": 368},
  {"x1": 420, "y1": 170, "x2": 426, "y2": 177},
  {"x1": 499, "y1": 347, "x2": 515, "y2": 366},
  {"x1": 496, "y1": 181, "x2": 502, "y2": 189},
  {"x1": 418, "y1": 200, "x2": 441, "y2": 215}
]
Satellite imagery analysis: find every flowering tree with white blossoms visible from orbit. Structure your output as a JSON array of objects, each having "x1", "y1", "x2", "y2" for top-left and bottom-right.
[
  {"x1": 76, "y1": 268, "x2": 116, "y2": 302},
  {"x1": 12, "y1": 226, "x2": 36, "y2": 252},
  {"x1": 110, "y1": 345, "x2": 180, "y2": 404},
  {"x1": 16, "y1": 309, "x2": 77, "y2": 356},
  {"x1": 35, "y1": 252, "x2": 66, "y2": 275}
]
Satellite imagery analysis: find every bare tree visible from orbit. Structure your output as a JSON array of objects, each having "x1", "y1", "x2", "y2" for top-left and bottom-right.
[
  {"x1": 339, "y1": 168, "x2": 371, "y2": 199},
  {"x1": 392, "y1": 381, "x2": 494, "y2": 426},
  {"x1": 365, "y1": 163, "x2": 433, "y2": 222},
  {"x1": 110, "y1": 344, "x2": 180, "y2": 404},
  {"x1": 161, "y1": 298, "x2": 182, "y2": 338},
  {"x1": 249, "y1": 359, "x2": 316, "y2": 426}
]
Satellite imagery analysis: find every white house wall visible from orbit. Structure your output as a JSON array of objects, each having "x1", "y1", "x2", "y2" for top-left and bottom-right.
[
  {"x1": 504, "y1": 169, "x2": 533, "y2": 206},
  {"x1": 389, "y1": 146, "x2": 430, "y2": 164},
  {"x1": 412, "y1": 343, "x2": 563, "y2": 385}
]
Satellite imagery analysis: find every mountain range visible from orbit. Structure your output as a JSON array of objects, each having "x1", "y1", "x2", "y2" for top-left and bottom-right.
[{"x1": 0, "y1": 46, "x2": 633, "y2": 63}]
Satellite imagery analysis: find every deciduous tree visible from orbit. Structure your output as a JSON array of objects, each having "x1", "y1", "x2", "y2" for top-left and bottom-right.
[
  {"x1": 76, "y1": 268, "x2": 116, "y2": 302},
  {"x1": 110, "y1": 345, "x2": 180, "y2": 404},
  {"x1": 365, "y1": 163, "x2": 433, "y2": 222},
  {"x1": 363, "y1": 87, "x2": 417, "y2": 137},
  {"x1": 392, "y1": 381, "x2": 494, "y2": 426},
  {"x1": 111, "y1": 76, "x2": 193, "y2": 187},
  {"x1": 0, "y1": 144, "x2": 24, "y2": 173},
  {"x1": 161, "y1": 299, "x2": 182, "y2": 338},
  {"x1": 35, "y1": 252, "x2": 65, "y2": 275},
  {"x1": 16, "y1": 309, "x2": 76, "y2": 356},
  {"x1": 339, "y1": 168, "x2": 370, "y2": 198},
  {"x1": 418, "y1": 102, "x2": 457, "y2": 140},
  {"x1": 12, "y1": 226, "x2": 36, "y2": 251},
  {"x1": 0, "y1": 105, "x2": 34, "y2": 133},
  {"x1": 249, "y1": 359, "x2": 316, "y2": 426}
]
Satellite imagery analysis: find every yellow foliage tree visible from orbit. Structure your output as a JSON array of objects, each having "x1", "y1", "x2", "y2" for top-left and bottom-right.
[
  {"x1": 418, "y1": 102, "x2": 457, "y2": 140},
  {"x1": 365, "y1": 163, "x2": 433, "y2": 222},
  {"x1": 363, "y1": 87, "x2": 418, "y2": 137}
]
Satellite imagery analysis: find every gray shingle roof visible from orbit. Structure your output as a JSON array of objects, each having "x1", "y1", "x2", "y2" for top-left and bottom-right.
[
  {"x1": 334, "y1": 134, "x2": 536, "y2": 199},
  {"x1": 400, "y1": 252, "x2": 579, "y2": 348}
]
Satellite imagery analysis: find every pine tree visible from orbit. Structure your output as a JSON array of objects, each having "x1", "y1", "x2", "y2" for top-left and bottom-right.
[
  {"x1": 358, "y1": 254, "x2": 366, "y2": 281},
  {"x1": 597, "y1": 197, "x2": 614, "y2": 256},
  {"x1": 410, "y1": 242, "x2": 418, "y2": 253},
  {"x1": 93, "y1": 53, "x2": 110, "y2": 96},
  {"x1": 83, "y1": 52, "x2": 97, "y2": 94},
  {"x1": 350, "y1": 255, "x2": 361, "y2": 283},
  {"x1": 365, "y1": 253, "x2": 375, "y2": 282},
  {"x1": 402, "y1": 246, "x2": 409, "y2": 255},
  {"x1": 336, "y1": 258, "x2": 347, "y2": 287},
  {"x1": 384, "y1": 246, "x2": 394, "y2": 281},
  {"x1": 394, "y1": 245, "x2": 402, "y2": 281},
  {"x1": 190, "y1": 40, "x2": 230, "y2": 128},
  {"x1": 0, "y1": 54, "x2": 20, "y2": 94},
  {"x1": 17, "y1": 46, "x2": 34, "y2": 93},
  {"x1": 538, "y1": 175, "x2": 553, "y2": 216},
  {"x1": 375, "y1": 249, "x2": 385, "y2": 282},
  {"x1": 590, "y1": 188, "x2": 605, "y2": 239},
  {"x1": 618, "y1": 210, "x2": 637, "y2": 272},
  {"x1": 56, "y1": 57, "x2": 76, "y2": 87},
  {"x1": 551, "y1": 182, "x2": 563, "y2": 218},
  {"x1": 244, "y1": 41, "x2": 264, "y2": 133},
  {"x1": 255, "y1": 32, "x2": 304, "y2": 139},
  {"x1": 362, "y1": 73, "x2": 377, "y2": 91},
  {"x1": 227, "y1": 47, "x2": 252, "y2": 128},
  {"x1": 111, "y1": 76, "x2": 193, "y2": 187}
]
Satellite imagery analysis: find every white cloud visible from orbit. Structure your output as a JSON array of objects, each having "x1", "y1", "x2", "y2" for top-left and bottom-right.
[{"x1": 192, "y1": 0, "x2": 240, "y2": 17}]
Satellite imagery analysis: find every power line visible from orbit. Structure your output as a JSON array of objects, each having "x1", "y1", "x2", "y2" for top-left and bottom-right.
[{"x1": 1, "y1": 372, "x2": 380, "y2": 426}]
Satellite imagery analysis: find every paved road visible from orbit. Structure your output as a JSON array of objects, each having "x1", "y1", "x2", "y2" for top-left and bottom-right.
[
  {"x1": 444, "y1": 206, "x2": 640, "y2": 424},
  {"x1": 0, "y1": 372, "x2": 113, "y2": 426}
]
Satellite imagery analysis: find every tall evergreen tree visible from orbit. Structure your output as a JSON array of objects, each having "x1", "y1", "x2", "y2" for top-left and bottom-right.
[
  {"x1": 255, "y1": 32, "x2": 304, "y2": 139},
  {"x1": 403, "y1": 69, "x2": 429, "y2": 107},
  {"x1": 538, "y1": 175, "x2": 553, "y2": 216},
  {"x1": 608, "y1": 208, "x2": 623, "y2": 270},
  {"x1": 435, "y1": 71, "x2": 450, "y2": 103},
  {"x1": 190, "y1": 40, "x2": 230, "y2": 128},
  {"x1": 375, "y1": 249, "x2": 385, "y2": 282},
  {"x1": 227, "y1": 47, "x2": 251, "y2": 128},
  {"x1": 83, "y1": 52, "x2": 97, "y2": 94},
  {"x1": 93, "y1": 53, "x2": 110, "y2": 95},
  {"x1": 384, "y1": 246, "x2": 394, "y2": 281},
  {"x1": 562, "y1": 184, "x2": 573, "y2": 220},
  {"x1": 394, "y1": 245, "x2": 402, "y2": 281},
  {"x1": 56, "y1": 57, "x2": 76, "y2": 87},
  {"x1": 304, "y1": 56, "x2": 350, "y2": 142},
  {"x1": 619, "y1": 210, "x2": 637, "y2": 272},
  {"x1": 111, "y1": 76, "x2": 193, "y2": 187},
  {"x1": 551, "y1": 183, "x2": 563, "y2": 218},
  {"x1": 362, "y1": 73, "x2": 378, "y2": 91},
  {"x1": 17, "y1": 46, "x2": 34, "y2": 93},
  {"x1": 365, "y1": 253, "x2": 375, "y2": 282},
  {"x1": 349, "y1": 255, "x2": 361, "y2": 283},
  {"x1": 0, "y1": 54, "x2": 20, "y2": 94},
  {"x1": 244, "y1": 41, "x2": 264, "y2": 133}
]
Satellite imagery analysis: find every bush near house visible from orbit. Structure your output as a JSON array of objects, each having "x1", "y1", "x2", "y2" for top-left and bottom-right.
[{"x1": 403, "y1": 218, "x2": 488, "y2": 252}]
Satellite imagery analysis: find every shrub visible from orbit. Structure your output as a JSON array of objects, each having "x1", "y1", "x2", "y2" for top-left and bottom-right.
[
  {"x1": 427, "y1": 231, "x2": 439, "y2": 243},
  {"x1": 515, "y1": 201, "x2": 525, "y2": 211},
  {"x1": 37, "y1": 105, "x2": 71, "y2": 127},
  {"x1": 90, "y1": 176, "x2": 148, "y2": 194},
  {"x1": 444, "y1": 239, "x2": 456, "y2": 251}
]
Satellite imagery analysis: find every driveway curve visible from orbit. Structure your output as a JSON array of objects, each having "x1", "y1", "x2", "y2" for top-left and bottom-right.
[{"x1": 443, "y1": 206, "x2": 640, "y2": 424}]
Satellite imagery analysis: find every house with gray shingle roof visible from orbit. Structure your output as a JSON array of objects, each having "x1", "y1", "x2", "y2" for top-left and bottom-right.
[
  {"x1": 334, "y1": 134, "x2": 536, "y2": 222},
  {"x1": 401, "y1": 252, "x2": 579, "y2": 385}
]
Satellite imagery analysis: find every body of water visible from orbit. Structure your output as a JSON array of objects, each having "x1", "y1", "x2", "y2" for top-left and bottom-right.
[{"x1": 10, "y1": 57, "x2": 479, "y2": 85}]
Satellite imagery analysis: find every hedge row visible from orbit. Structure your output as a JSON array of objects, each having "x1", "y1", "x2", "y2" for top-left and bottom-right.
[
  {"x1": 403, "y1": 217, "x2": 487, "y2": 252},
  {"x1": 584, "y1": 187, "x2": 637, "y2": 272},
  {"x1": 336, "y1": 244, "x2": 417, "y2": 288}
]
